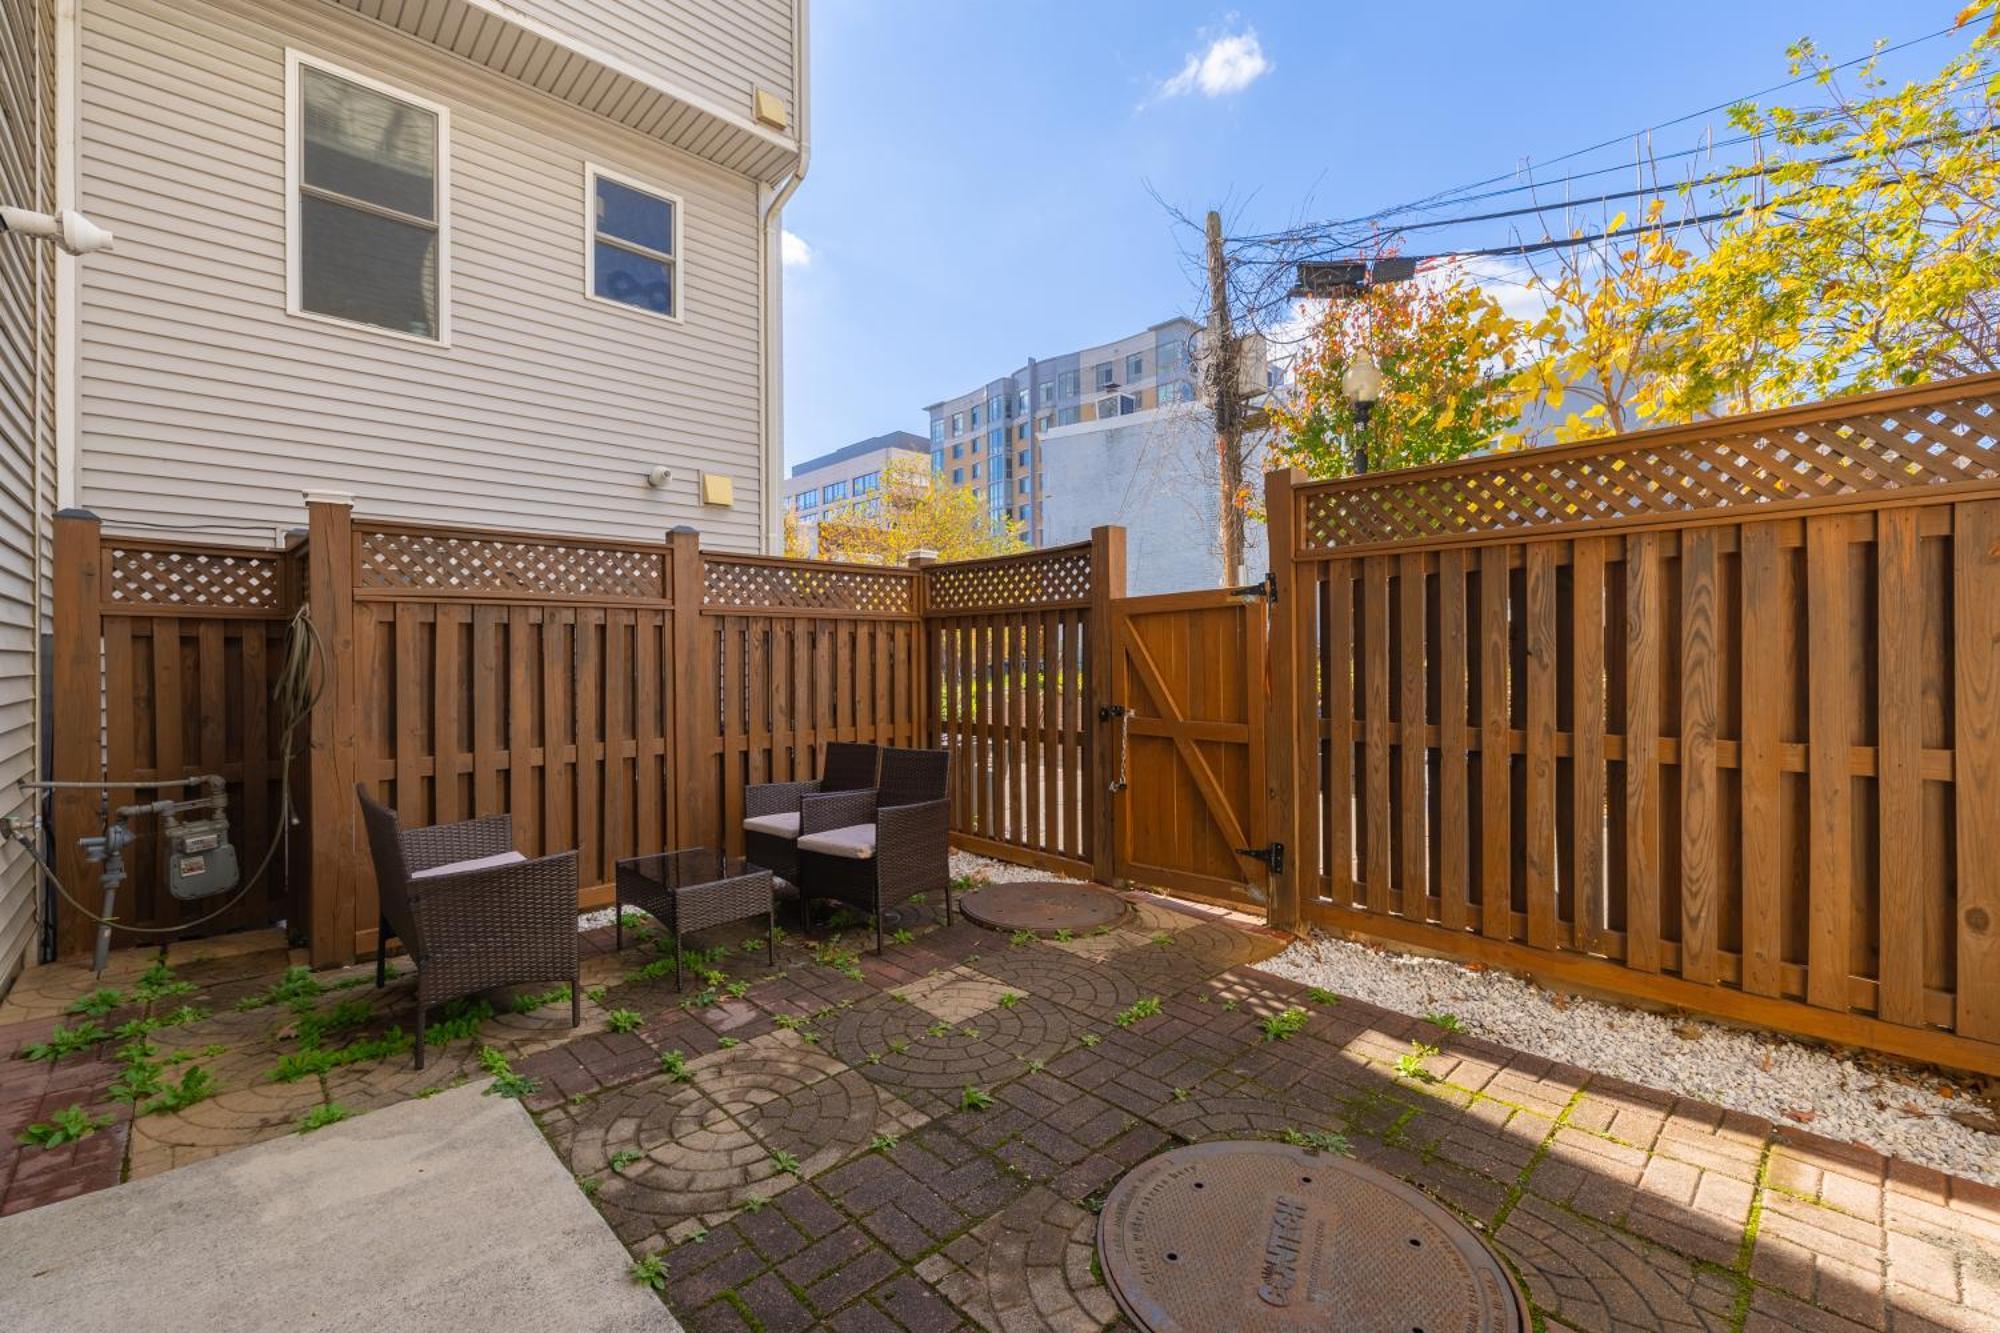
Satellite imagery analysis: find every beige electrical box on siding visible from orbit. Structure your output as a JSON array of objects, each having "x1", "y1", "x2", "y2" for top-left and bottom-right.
[
  {"x1": 701, "y1": 473, "x2": 735, "y2": 506},
  {"x1": 753, "y1": 88, "x2": 788, "y2": 130}
]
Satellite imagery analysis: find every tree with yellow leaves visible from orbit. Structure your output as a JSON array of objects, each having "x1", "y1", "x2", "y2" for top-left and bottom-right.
[
  {"x1": 1268, "y1": 264, "x2": 1524, "y2": 478},
  {"x1": 802, "y1": 456, "x2": 1025, "y2": 565}
]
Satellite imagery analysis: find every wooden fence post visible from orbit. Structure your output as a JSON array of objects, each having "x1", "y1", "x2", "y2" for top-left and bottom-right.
[
  {"x1": 1086, "y1": 525, "x2": 1126, "y2": 884},
  {"x1": 1263, "y1": 469, "x2": 1309, "y2": 934},
  {"x1": 305, "y1": 495, "x2": 358, "y2": 967},
  {"x1": 50, "y1": 509, "x2": 102, "y2": 959},
  {"x1": 667, "y1": 528, "x2": 706, "y2": 853},
  {"x1": 906, "y1": 551, "x2": 936, "y2": 747}
]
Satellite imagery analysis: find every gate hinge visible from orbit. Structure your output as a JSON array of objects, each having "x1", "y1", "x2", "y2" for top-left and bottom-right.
[
  {"x1": 1236, "y1": 842, "x2": 1285, "y2": 874},
  {"x1": 1098, "y1": 704, "x2": 1129, "y2": 722},
  {"x1": 1230, "y1": 572, "x2": 1277, "y2": 604}
]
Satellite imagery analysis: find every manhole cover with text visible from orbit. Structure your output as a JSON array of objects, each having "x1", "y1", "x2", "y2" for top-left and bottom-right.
[
  {"x1": 1097, "y1": 1141, "x2": 1526, "y2": 1332},
  {"x1": 958, "y1": 881, "x2": 1130, "y2": 936}
]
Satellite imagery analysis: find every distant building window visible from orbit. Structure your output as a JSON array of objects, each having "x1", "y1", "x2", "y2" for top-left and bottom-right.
[
  {"x1": 1159, "y1": 341, "x2": 1183, "y2": 373},
  {"x1": 951, "y1": 412, "x2": 963, "y2": 435},
  {"x1": 952, "y1": 468, "x2": 964, "y2": 484},
  {"x1": 952, "y1": 443, "x2": 963, "y2": 459},
  {"x1": 1096, "y1": 397, "x2": 1122, "y2": 419},
  {"x1": 1018, "y1": 505, "x2": 1030, "y2": 520},
  {"x1": 1170, "y1": 381, "x2": 1195, "y2": 403},
  {"x1": 1127, "y1": 353, "x2": 1144, "y2": 380},
  {"x1": 1093, "y1": 362, "x2": 1114, "y2": 390},
  {"x1": 932, "y1": 450, "x2": 945, "y2": 472},
  {"x1": 971, "y1": 463, "x2": 981, "y2": 479},
  {"x1": 1039, "y1": 382, "x2": 1055, "y2": 406},
  {"x1": 290, "y1": 52, "x2": 448, "y2": 341},
  {"x1": 1016, "y1": 390, "x2": 1030, "y2": 414},
  {"x1": 990, "y1": 396, "x2": 1006, "y2": 421},
  {"x1": 1037, "y1": 414, "x2": 1052, "y2": 432},
  {"x1": 822, "y1": 481, "x2": 847, "y2": 502},
  {"x1": 797, "y1": 490, "x2": 818, "y2": 510},
  {"x1": 853, "y1": 472, "x2": 880, "y2": 493},
  {"x1": 930, "y1": 419, "x2": 944, "y2": 445},
  {"x1": 585, "y1": 164, "x2": 681, "y2": 320},
  {"x1": 1016, "y1": 423, "x2": 1028, "y2": 442},
  {"x1": 1018, "y1": 477, "x2": 1030, "y2": 494},
  {"x1": 970, "y1": 405, "x2": 980, "y2": 428},
  {"x1": 1017, "y1": 450, "x2": 1031, "y2": 468},
  {"x1": 1058, "y1": 369, "x2": 1080, "y2": 397},
  {"x1": 988, "y1": 429, "x2": 1002, "y2": 454},
  {"x1": 1058, "y1": 406, "x2": 1080, "y2": 426}
]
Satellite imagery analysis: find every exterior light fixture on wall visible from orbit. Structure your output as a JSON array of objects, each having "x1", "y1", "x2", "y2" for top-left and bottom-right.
[
  {"x1": 646, "y1": 466, "x2": 675, "y2": 489},
  {"x1": 0, "y1": 206, "x2": 114, "y2": 256}
]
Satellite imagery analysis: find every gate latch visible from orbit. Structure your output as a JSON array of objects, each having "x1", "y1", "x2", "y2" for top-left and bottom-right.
[
  {"x1": 1229, "y1": 572, "x2": 1277, "y2": 604},
  {"x1": 1098, "y1": 704, "x2": 1128, "y2": 721},
  {"x1": 1236, "y1": 842, "x2": 1285, "y2": 874}
]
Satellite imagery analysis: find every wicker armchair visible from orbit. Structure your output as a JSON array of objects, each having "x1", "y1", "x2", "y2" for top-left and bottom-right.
[
  {"x1": 794, "y1": 747, "x2": 951, "y2": 953},
  {"x1": 357, "y1": 786, "x2": 581, "y2": 1069},
  {"x1": 742, "y1": 741, "x2": 880, "y2": 882}
]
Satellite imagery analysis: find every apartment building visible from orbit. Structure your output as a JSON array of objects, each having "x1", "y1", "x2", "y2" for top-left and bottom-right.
[
  {"x1": 784, "y1": 429, "x2": 928, "y2": 554},
  {"x1": 922, "y1": 317, "x2": 1200, "y2": 544},
  {"x1": 0, "y1": 0, "x2": 806, "y2": 984}
]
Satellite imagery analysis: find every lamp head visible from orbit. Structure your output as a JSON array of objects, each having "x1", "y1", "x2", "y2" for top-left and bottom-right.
[{"x1": 1341, "y1": 350, "x2": 1382, "y2": 407}]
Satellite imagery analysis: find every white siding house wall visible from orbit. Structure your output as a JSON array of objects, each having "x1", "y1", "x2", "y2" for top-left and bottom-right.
[
  {"x1": 501, "y1": 0, "x2": 797, "y2": 129},
  {"x1": 0, "y1": 0, "x2": 55, "y2": 987},
  {"x1": 75, "y1": 0, "x2": 771, "y2": 550}
]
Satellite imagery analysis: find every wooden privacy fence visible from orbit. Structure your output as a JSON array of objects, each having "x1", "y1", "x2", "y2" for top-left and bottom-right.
[
  {"x1": 49, "y1": 518, "x2": 306, "y2": 959},
  {"x1": 51, "y1": 504, "x2": 1117, "y2": 968},
  {"x1": 1264, "y1": 373, "x2": 2000, "y2": 1075}
]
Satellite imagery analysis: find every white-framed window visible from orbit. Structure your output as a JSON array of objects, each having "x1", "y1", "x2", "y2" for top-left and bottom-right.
[
  {"x1": 1127, "y1": 352, "x2": 1144, "y2": 380},
  {"x1": 585, "y1": 164, "x2": 682, "y2": 320},
  {"x1": 1039, "y1": 382, "x2": 1055, "y2": 406},
  {"x1": 1093, "y1": 361, "x2": 1114, "y2": 390},
  {"x1": 287, "y1": 51, "x2": 449, "y2": 343}
]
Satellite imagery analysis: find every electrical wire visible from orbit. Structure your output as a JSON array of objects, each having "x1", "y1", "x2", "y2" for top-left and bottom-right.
[{"x1": 9, "y1": 603, "x2": 326, "y2": 936}]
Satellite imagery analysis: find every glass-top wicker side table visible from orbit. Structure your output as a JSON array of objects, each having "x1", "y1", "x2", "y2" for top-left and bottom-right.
[{"x1": 614, "y1": 849, "x2": 774, "y2": 989}]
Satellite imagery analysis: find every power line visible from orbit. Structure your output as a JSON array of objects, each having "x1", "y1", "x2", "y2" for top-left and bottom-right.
[{"x1": 1228, "y1": 21, "x2": 1968, "y2": 249}]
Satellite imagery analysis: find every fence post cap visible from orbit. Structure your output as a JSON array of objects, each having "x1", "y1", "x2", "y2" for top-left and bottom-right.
[
  {"x1": 55, "y1": 507, "x2": 99, "y2": 521},
  {"x1": 669, "y1": 525, "x2": 699, "y2": 536},
  {"x1": 905, "y1": 548, "x2": 939, "y2": 566},
  {"x1": 303, "y1": 490, "x2": 354, "y2": 508}
]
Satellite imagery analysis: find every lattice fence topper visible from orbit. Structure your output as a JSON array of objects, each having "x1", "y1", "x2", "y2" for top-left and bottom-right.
[
  {"x1": 1301, "y1": 388, "x2": 2000, "y2": 550},
  {"x1": 924, "y1": 545, "x2": 1093, "y2": 613},
  {"x1": 703, "y1": 557, "x2": 914, "y2": 614},
  {"x1": 104, "y1": 546, "x2": 281, "y2": 610},
  {"x1": 358, "y1": 529, "x2": 665, "y2": 599}
]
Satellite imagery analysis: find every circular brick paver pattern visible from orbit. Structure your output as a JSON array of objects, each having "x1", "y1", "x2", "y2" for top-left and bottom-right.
[
  {"x1": 830, "y1": 993, "x2": 1076, "y2": 1106},
  {"x1": 959, "y1": 881, "x2": 1132, "y2": 937},
  {"x1": 932, "y1": 1185, "x2": 1121, "y2": 1332},
  {"x1": 1107, "y1": 922, "x2": 1278, "y2": 992},
  {"x1": 1495, "y1": 1195, "x2": 1736, "y2": 1332},
  {"x1": 966, "y1": 948, "x2": 1144, "y2": 1022},
  {"x1": 555, "y1": 1074, "x2": 788, "y2": 1239}
]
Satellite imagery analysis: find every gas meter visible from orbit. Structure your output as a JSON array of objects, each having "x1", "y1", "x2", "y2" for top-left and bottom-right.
[{"x1": 163, "y1": 806, "x2": 239, "y2": 901}]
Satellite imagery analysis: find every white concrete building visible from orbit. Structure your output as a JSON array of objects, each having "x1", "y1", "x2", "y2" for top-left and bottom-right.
[{"x1": 1038, "y1": 403, "x2": 1270, "y2": 596}]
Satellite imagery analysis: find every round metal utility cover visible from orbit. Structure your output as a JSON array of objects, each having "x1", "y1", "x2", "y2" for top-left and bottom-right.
[
  {"x1": 1098, "y1": 1141, "x2": 1526, "y2": 1333},
  {"x1": 957, "y1": 881, "x2": 1130, "y2": 936}
]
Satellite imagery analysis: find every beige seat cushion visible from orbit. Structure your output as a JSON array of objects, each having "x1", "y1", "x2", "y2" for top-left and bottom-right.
[
  {"x1": 742, "y1": 812, "x2": 801, "y2": 840},
  {"x1": 796, "y1": 824, "x2": 877, "y2": 861},
  {"x1": 410, "y1": 849, "x2": 527, "y2": 880}
]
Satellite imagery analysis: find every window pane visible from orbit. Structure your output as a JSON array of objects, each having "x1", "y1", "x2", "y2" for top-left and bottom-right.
[
  {"x1": 595, "y1": 176, "x2": 673, "y2": 255},
  {"x1": 594, "y1": 240, "x2": 674, "y2": 315},
  {"x1": 300, "y1": 195, "x2": 438, "y2": 337},
  {"x1": 301, "y1": 67, "x2": 436, "y2": 220}
]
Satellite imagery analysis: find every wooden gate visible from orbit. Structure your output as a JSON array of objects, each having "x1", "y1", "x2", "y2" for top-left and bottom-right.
[{"x1": 1108, "y1": 588, "x2": 1270, "y2": 908}]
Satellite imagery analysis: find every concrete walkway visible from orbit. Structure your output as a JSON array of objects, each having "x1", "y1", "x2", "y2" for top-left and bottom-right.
[{"x1": 0, "y1": 1082, "x2": 679, "y2": 1333}]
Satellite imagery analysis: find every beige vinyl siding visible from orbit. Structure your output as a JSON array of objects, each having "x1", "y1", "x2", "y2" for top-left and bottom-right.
[
  {"x1": 499, "y1": 0, "x2": 795, "y2": 130},
  {"x1": 76, "y1": 0, "x2": 768, "y2": 550},
  {"x1": 0, "y1": 0, "x2": 54, "y2": 987}
]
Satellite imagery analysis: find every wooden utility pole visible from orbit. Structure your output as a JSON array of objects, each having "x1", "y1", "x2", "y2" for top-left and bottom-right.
[{"x1": 1205, "y1": 210, "x2": 1246, "y2": 588}]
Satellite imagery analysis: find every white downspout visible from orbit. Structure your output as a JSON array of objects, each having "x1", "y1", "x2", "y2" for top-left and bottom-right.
[
  {"x1": 758, "y1": 0, "x2": 810, "y2": 553},
  {"x1": 53, "y1": 0, "x2": 78, "y2": 509}
]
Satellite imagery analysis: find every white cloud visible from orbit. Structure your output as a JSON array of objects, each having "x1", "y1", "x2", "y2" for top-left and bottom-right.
[
  {"x1": 1158, "y1": 28, "x2": 1271, "y2": 100},
  {"x1": 781, "y1": 229, "x2": 812, "y2": 267}
]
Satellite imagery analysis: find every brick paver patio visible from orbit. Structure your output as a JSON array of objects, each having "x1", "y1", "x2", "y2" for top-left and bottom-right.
[{"x1": 2, "y1": 887, "x2": 1995, "y2": 1332}]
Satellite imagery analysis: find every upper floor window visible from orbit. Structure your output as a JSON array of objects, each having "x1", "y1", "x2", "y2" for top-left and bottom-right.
[
  {"x1": 587, "y1": 165, "x2": 681, "y2": 320},
  {"x1": 1057, "y1": 369, "x2": 1079, "y2": 397},
  {"x1": 952, "y1": 468, "x2": 964, "y2": 484},
  {"x1": 1039, "y1": 382, "x2": 1055, "y2": 406},
  {"x1": 1016, "y1": 390, "x2": 1030, "y2": 414},
  {"x1": 1058, "y1": 406, "x2": 1080, "y2": 426},
  {"x1": 289, "y1": 52, "x2": 448, "y2": 342},
  {"x1": 822, "y1": 480, "x2": 848, "y2": 503},
  {"x1": 951, "y1": 412, "x2": 964, "y2": 435},
  {"x1": 1159, "y1": 341, "x2": 1184, "y2": 373},
  {"x1": 930, "y1": 419, "x2": 944, "y2": 445},
  {"x1": 1127, "y1": 353, "x2": 1144, "y2": 380},
  {"x1": 797, "y1": 490, "x2": 818, "y2": 510},
  {"x1": 932, "y1": 451, "x2": 945, "y2": 472},
  {"x1": 1093, "y1": 362, "x2": 1114, "y2": 390},
  {"x1": 854, "y1": 472, "x2": 880, "y2": 493},
  {"x1": 970, "y1": 405, "x2": 980, "y2": 428}
]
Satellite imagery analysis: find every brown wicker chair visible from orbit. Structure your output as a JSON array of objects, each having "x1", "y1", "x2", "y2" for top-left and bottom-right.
[
  {"x1": 742, "y1": 741, "x2": 880, "y2": 883},
  {"x1": 794, "y1": 747, "x2": 951, "y2": 953},
  {"x1": 357, "y1": 785, "x2": 581, "y2": 1069}
]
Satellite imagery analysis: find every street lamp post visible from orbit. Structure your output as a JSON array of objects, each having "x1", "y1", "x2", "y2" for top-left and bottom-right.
[{"x1": 1341, "y1": 350, "x2": 1382, "y2": 475}]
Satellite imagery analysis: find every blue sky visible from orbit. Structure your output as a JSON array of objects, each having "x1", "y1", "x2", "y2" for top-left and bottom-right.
[{"x1": 779, "y1": 2, "x2": 1969, "y2": 470}]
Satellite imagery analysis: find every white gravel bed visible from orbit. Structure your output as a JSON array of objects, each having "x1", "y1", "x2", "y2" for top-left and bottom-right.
[{"x1": 1260, "y1": 931, "x2": 1999, "y2": 1186}]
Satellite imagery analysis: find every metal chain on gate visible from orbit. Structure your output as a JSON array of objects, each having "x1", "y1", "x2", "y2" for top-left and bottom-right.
[{"x1": 1111, "y1": 708, "x2": 1130, "y2": 794}]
